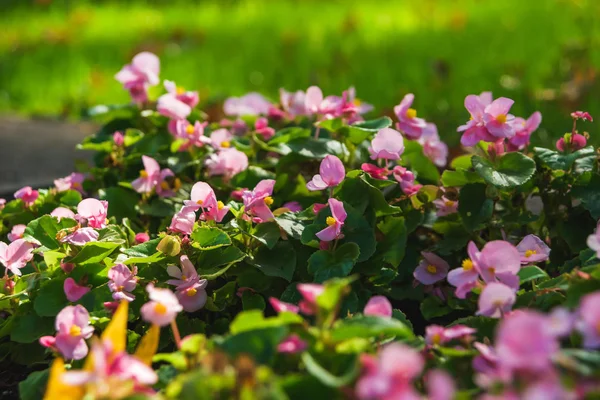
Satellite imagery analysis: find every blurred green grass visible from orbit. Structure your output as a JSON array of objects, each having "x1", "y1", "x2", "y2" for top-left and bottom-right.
[{"x1": 0, "y1": 0, "x2": 599, "y2": 145}]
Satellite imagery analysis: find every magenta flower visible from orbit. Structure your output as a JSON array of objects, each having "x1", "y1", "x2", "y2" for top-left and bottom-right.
[
  {"x1": 571, "y1": 111, "x2": 593, "y2": 121},
  {"x1": 0, "y1": 239, "x2": 34, "y2": 276},
  {"x1": 134, "y1": 232, "x2": 150, "y2": 244},
  {"x1": 107, "y1": 264, "x2": 138, "y2": 302},
  {"x1": 242, "y1": 180, "x2": 276, "y2": 223},
  {"x1": 418, "y1": 123, "x2": 448, "y2": 167},
  {"x1": 157, "y1": 91, "x2": 192, "y2": 120},
  {"x1": 255, "y1": 117, "x2": 275, "y2": 140},
  {"x1": 447, "y1": 242, "x2": 481, "y2": 298},
  {"x1": 188, "y1": 181, "x2": 229, "y2": 223},
  {"x1": 458, "y1": 92, "x2": 496, "y2": 146},
  {"x1": 113, "y1": 131, "x2": 124, "y2": 146},
  {"x1": 205, "y1": 148, "x2": 249, "y2": 179},
  {"x1": 54, "y1": 172, "x2": 85, "y2": 194},
  {"x1": 297, "y1": 283, "x2": 324, "y2": 315},
  {"x1": 425, "y1": 324, "x2": 476, "y2": 345},
  {"x1": 306, "y1": 155, "x2": 345, "y2": 192},
  {"x1": 77, "y1": 198, "x2": 108, "y2": 229},
  {"x1": 508, "y1": 112, "x2": 542, "y2": 150},
  {"x1": 280, "y1": 88, "x2": 308, "y2": 117},
  {"x1": 224, "y1": 92, "x2": 271, "y2": 116},
  {"x1": 282, "y1": 201, "x2": 302, "y2": 213},
  {"x1": 414, "y1": 252, "x2": 450, "y2": 285},
  {"x1": 394, "y1": 93, "x2": 428, "y2": 139},
  {"x1": 64, "y1": 278, "x2": 90, "y2": 302},
  {"x1": 164, "y1": 80, "x2": 199, "y2": 109},
  {"x1": 425, "y1": 369, "x2": 456, "y2": 400},
  {"x1": 368, "y1": 128, "x2": 405, "y2": 161},
  {"x1": 277, "y1": 334, "x2": 307, "y2": 354},
  {"x1": 51, "y1": 206, "x2": 76, "y2": 221},
  {"x1": 14, "y1": 186, "x2": 39, "y2": 207},
  {"x1": 475, "y1": 240, "x2": 521, "y2": 289},
  {"x1": 313, "y1": 203, "x2": 327, "y2": 214},
  {"x1": 132, "y1": 155, "x2": 172, "y2": 195},
  {"x1": 363, "y1": 296, "x2": 392, "y2": 318},
  {"x1": 557, "y1": 132, "x2": 587, "y2": 152},
  {"x1": 207, "y1": 128, "x2": 234, "y2": 150},
  {"x1": 7, "y1": 224, "x2": 26, "y2": 242},
  {"x1": 516, "y1": 234, "x2": 550, "y2": 265},
  {"x1": 576, "y1": 291, "x2": 600, "y2": 348},
  {"x1": 361, "y1": 163, "x2": 389, "y2": 180},
  {"x1": 140, "y1": 284, "x2": 183, "y2": 327},
  {"x1": 316, "y1": 198, "x2": 346, "y2": 242},
  {"x1": 61, "y1": 227, "x2": 99, "y2": 246},
  {"x1": 433, "y1": 196, "x2": 458, "y2": 217},
  {"x1": 115, "y1": 52, "x2": 160, "y2": 103},
  {"x1": 172, "y1": 120, "x2": 208, "y2": 150},
  {"x1": 304, "y1": 86, "x2": 343, "y2": 118},
  {"x1": 393, "y1": 166, "x2": 422, "y2": 197},
  {"x1": 477, "y1": 282, "x2": 516, "y2": 318},
  {"x1": 482, "y1": 97, "x2": 515, "y2": 138},
  {"x1": 169, "y1": 205, "x2": 196, "y2": 236},
  {"x1": 166, "y1": 255, "x2": 208, "y2": 312},
  {"x1": 52, "y1": 305, "x2": 94, "y2": 360},
  {"x1": 269, "y1": 297, "x2": 300, "y2": 314}
]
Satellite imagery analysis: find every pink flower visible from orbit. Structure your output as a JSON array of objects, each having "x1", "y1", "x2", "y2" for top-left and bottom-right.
[
  {"x1": 205, "y1": 148, "x2": 249, "y2": 179},
  {"x1": 571, "y1": 111, "x2": 593, "y2": 121},
  {"x1": 164, "y1": 80, "x2": 199, "y2": 109},
  {"x1": 363, "y1": 296, "x2": 392, "y2": 317},
  {"x1": 277, "y1": 334, "x2": 307, "y2": 354},
  {"x1": 418, "y1": 123, "x2": 448, "y2": 167},
  {"x1": 516, "y1": 234, "x2": 550, "y2": 264},
  {"x1": 425, "y1": 324, "x2": 476, "y2": 345},
  {"x1": 313, "y1": 203, "x2": 327, "y2": 214},
  {"x1": 269, "y1": 297, "x2": 299, "y2": 314},
  {"x1": 576, "y1": 291, "x2": 600, "y2": 348},
  {"x1": 477, "y1": 282, "x2": 516, "y2": 318},
  {"x1": 61, "y1": 261, "x2": 74, "y2": 274},
  {"x1": 297, "y1": 283, "x2": 324, "y2": 315},
  {"x1": 393, "y1": 166, "x2": 422, "y2": 197},
  {"x1": 282, "y1": 201, "x2": 302, "y2": 212},
  {"x1": 495, "y1": 310, "x2": 559, "y2": 372},
  {"x1": 414, "y1": 252, "x2": 449, "y2": 285},
  {"x1": 113, "y1": 131, "x2": 124, "y2": 146},
  {"x1": 131, "y1": 155, "x2": 177, "y2": 197},
  {"x1": 458, "y1": 92, "x2": 496, "y2": 146},
  {"x1": 14, "y1": 186, "x2": 39, "y2": 207},
  {"x1": 51, "y1": 207, "x2": 76, "y2": 221},
  {"x1": 557, "y1": 133, "x2": 587, "y2": 152},
  {"x1": 471, "y1": 240, "x2": 521, "y2": 289},
  {"x1": 547, "y1": 307, "x2": 574, "y2": 338},
  {"x1": 425, "y1": 370, "x2": 456, "y2": 400},
  {"x1": 242, "y1": 180, "x2": 276, "y2": 223},
  {"x1": 304, "y1": 86, "x2": 344, "y2": 118},
  {"x1": 54, "y1": 172, "x2": 85, "y2": 194},
  {"x1": 172, "y1": 120, "x2": 208, "y2": 150},
  {"x1": 433, "y1": 196, "x2": 458, "y2": 217},
  {"x1": 255, "y1": 117, "x2": 275, "y2": 140},
  {"x1": 316, "y1": 198, "x2": 346, "y2": 242},
  {"x1": 0, "y1": 199, "x2": 5, "y2": 210},
  {"x1": 361, "y1": 163, "x2": 389, "y2": 180},
  {"x1": 157, "y1": 91, "x2": 192, "y2": 120},
  {"x1": 108, "y1": 264, "x2": 138, "y2": 302},
  {"x1": 187, "y1": 181, "x2": 229, "y2": 223},
  {"x1": 207, "y1": 128, "x2": 234, "y2": 150},
  {"x1": 64, "y1": 278, "x2": 90, "y2": 302},
  {"x1": 368, "y1": 128, "x2": 405, "y2": 160},
  {"x1": 7, "y1": 224, "x2": 26, "y2": 242},
  {"x1": 306, "y1": 155, "x2": 345, "y2": 192},
  {"x1": 77, "y1": 198, "x2": 108, "y2": 229},
  {"x1": 140, "y1": 284, "x2": 183, "y2": 326},
  {"x1": 115, "y1": 52, "x2": 160, "y2": 103},
  {"x1": 166, "y1": 255, "x2": 208, "y2": 312},
  {"x1": 52, "y1": 305, "x2": 94, "y2": 360},
  {"x1": 0, "y1": 239, "x2": 34, "y2": 276},
  {"x1": 394, "y1": 93, "x2": 429, "y2": 139},
  {"x1": 169, "y1": 205, "x2": 196, "y2": 235},
  {"x1": 447, "y1": 242, "x2": 481, "y2": 298},
  {"x1": 224, "y1": 92, "x2": 271, "y2": 116},
  {"x1": 483, "y1": 97, "x2": 515, "y2": 138},
  {"x1": 61, "y1": 227, "x2": 99, "y2": 246},
  {"x1": 508, "y1": 112, "x2": 542, "y2": 150},
  {"x1": 135, "y1": 232, "x2": 150, "y2": 244},
  {"x1": 280, "y1": 88, "x2": 307, "y2": 117}
]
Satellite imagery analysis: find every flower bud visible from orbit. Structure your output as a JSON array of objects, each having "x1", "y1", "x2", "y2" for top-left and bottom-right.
[{"x1": 157, "y1": 235, "x2": 181, "y2": 257}]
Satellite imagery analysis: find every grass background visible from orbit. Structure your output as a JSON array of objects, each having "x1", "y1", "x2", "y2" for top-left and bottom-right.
[{"x1": 1, "y1": 0, "x2": 599, "y2": 145}]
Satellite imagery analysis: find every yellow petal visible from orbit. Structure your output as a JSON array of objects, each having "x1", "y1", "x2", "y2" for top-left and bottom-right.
[
  {"x1": 134, "y1": 324, "x2": 160, "y2": 366},
  {"x1": 43, "y1": 358, "x2": 84, "y2": 400},
  {"x1": 101, "y1": 301, "x2": 129, "y2": 353}
]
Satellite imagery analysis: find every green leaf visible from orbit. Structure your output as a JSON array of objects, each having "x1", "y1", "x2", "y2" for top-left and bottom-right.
[
  {"x1": 205, "y1": 281, "x2": 237, "y2": 312},
  {"x1": 402, "y1": 141, "x2": 440, "y2": 183},
  {"x1": 330, "y1": 315, "x2": 414, "y2": 341},
  {"x1": 218, "y1": 326, "x2": 287, "y2": 364},
  {"x1": 316, "y1": 277, "x2": 356, "y2": 313},
  {"x1": 341, "y1": 117, "x2": 392, "y2": 144},
  {"x1": 375, "y1": 216, "x2": 407, "y2": 268},
  {"x1": 34, "y1": 278, "x2": 68, "y2": 317},
  {"x1": 286, "y1": 137, "x2": 347, "y2": 159},
  {"x1": 229, "y1": 310, "x2": 302, "y2": 334},
  {"x1": 24, "y1": 215, "x2": 77, "y2": 251},
  {"x1": 441, "y1": 169, "x2": 484, "y2": 187},
  {"x1": 420, "y1": 296, "x2": 451, "y2": 320},
  {"x1": 69, "y1": 242, "x2": 120, "y2": 265},
  {"x1": 302, "y1": 352, "x2": 360, "y2": 388},
  {"x1": 19, "y1": 369, "x2": 50, "y2": 400},
  {"x1": 241, "y1": 291, "x2": 266, "y2": 311},
  {"x1": 11, "y1": 314, "x2": 54, "y2": 343},
  {"x1": 533, "y1": 146, "x2": 595, "y2": 172},
  {"x1": 191, "y1": 227, "x2": 232, "y2": 250},
  {"x1": 472, "y1": 153, "x2": 535, "y2": 189},
  {"x1": 450, "y1": 154, "x2": 473, "y2": 170},
  {"x1": 275, "y1": 212, "x2": 309, "y2": 240},
  {"x1": 230, "y1": 166, "x2": 276, "y2": 188},
  {"x1": 121, "y1": 238, "x2": 165, "y2": 264},
  {"x1": 250, "y1": 241, "x2": 296, "y2": 282},
  {"x1": 458, "y1": 183, "x2": 493, "y2": 230},
  {"x1": 251, "y1": 222, "x2": 281, "y2": 249},
  {"x1": 307, "y1": 243, "x2": 360, "y2": 283},
  {"x1": 101, "y1": 187, "x2": 139, "y2": 221},
  {"x1": 58, "y1": 190, "x2": 82, "y2": 207},
  {"x1": 518, "y1": 265, "x2": 549, "y2": 284},
  {"x1": 572, "y1": 172, "x2": 600, "y2": 219},
  {"x1": 559, "y1": 349, "x2": 600, "y2": 376},
  {"x1": 197, "y1": 246, "x2": 246, "y2": 275}
]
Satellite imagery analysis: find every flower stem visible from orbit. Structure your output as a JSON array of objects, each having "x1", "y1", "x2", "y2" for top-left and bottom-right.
[{"x1": 171, "y1": 319, "x2": 182, "y2": 349}]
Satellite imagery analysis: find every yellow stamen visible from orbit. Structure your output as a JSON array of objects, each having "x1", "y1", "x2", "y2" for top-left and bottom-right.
[
  {"x1": 496, "y1": 114, "x2": 507, "y2": 124},
  {"x1": 72, "y1": 182, "x2": 81, "y2": 188},
  {"x1": 160, "y1": 181, "x2": 170, "y2": 190},
  {"x1": 217, "y1": 200, "x2": 225, "y2": 210},
  {"x1": 353, "y1": 99, "x2": 362, "y2": 106},
  {"x1": 444, "y1": 200, "x2": 455, "y2": 207},
  {"x1": 488, "y1": 267, "x2": 496, "y2": 274},
  {"x1": 326, "y1": 216, "x2": 336, "y2": 226},
  {"x1": 185, "y1": 125, "x2": 195, "y2": 135},
  {"x1": 140, "y1": 170, "x2": 148, "y2": 178},
  {"x1": 524, "y1": 249, "x2": 537, "y2": 258},
  {"x1": 186, "y1": 288, "x2": 197, "y2": 297},
  {"x1": 196, "y1": 199, "x2": 204, "y2": 205},
  {"x1": 264, "y1": 196, "x2": 274, "y2": 206},
  {"x1": 154, "y1": 303, "x2": 167, "y2": 315},
  {"x1": 426, "y1": 265, "x2": 438, "y2": 274},
  {"x1": 181, "y1": 275, "x2": 187, "y2": 281},
  {"x1": 469, "y1": 116, "x2": 474, "y2": 121},
  {"x1": 176, "y1": 86, "x2": 186, "y2": 95},
  {"x1": 462, "y1": 259, "x2": 474, "y2": 271},
  {"x1": 406, "y1": 108, "x2": 417, "y2": 119},
  {"x1": 117, "y1": 285, "x2": 124, "y2": 291},
  {"x1": 172, "y1": 178, "x2": 181, "y2": 191},
  {"x1": 221, "y1": 141, "x2": 231, "y2": 148},
  {"x1": 432, "y1": 333, "x2": 441, "y2": 345},
  {"x1": 69, "y1": 325, "x2": 82, "y2": 337}
]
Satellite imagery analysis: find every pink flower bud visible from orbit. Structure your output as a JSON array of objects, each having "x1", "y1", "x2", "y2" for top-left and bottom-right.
[{"x1": 135, "y1": 232, "x2": 150, "y2": 244}]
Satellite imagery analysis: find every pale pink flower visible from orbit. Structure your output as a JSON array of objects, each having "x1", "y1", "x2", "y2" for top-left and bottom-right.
[
  {"x1": 131, "y1": 155, "x2": 178, "y2": 197},
  {"x1": 242, "y1": 180, "x2": 276, "y2": 223},
  {"x1": 7, "y1": 224, "x2": 26, "y2": 242},
  {"x1": 51, "y1": 207, "x2": 76, "y2": 221},
  {"x1": 207, "y1": 128, "x2": 234, "y2": 150},
  {"x1": 157, "y1": 92, "x2": 191, "y2": 120},
  {"x1": 61, "y1": 227, "x2": 99, "y2": 246},
  {"x1": 140, "y1": 284, "x2": 183, "y2": 326},
  {"x1": 414, "y1": 252, "x2": 449, "y2": 285},
  {"x1": 277, "y1": 334, "x2": 307, "y2": 354},
  {"x1": 297, "y1": 283, "x2": 324, "y2": 315},
  {"x1": 187, "y1": 181, "x2": 229, "y2": 223},
  {"x1": 394, "y1": 93, "x2": 428, "y2": 139},
  {"x1": 14, "y1": 186, "x2": 39, "y2": 207},
  {"x1": 224, "y1": 92, "x2": 271, "y2": 116},
  {"x1": 508, "y1": 112, "x2": 542, "y2": 150},
  {"x1": 571, "y1": 111, "x2": 593, "y2": 121},
  {"x1": 547, "y1": 307, "x2": 574, "y2": 338},
  {"x1": 169, "y1": 205, "x2": 196, "y2": 235},
  {"x1": 54, "y1": 172, "x2": 85, "y2": 194},
  {"x1": 172, "y1": 120, "x2": 208, "y2": 150},
  {"x1": 316, "y1": 198, "x2": 346, "y2": 242},
  {"x1": 164, "y1": 80, "x2": 199, "y2": 109},
  {"x1": 425, "y1": 324, "x2": 476, "y2": 345},
  {"x1": 576, "y1": 291, "x2": 600, "y2": 348},
  {"x1": 77, "y1": 198, "x2": 108, "y2": 229},
  {"x1": 433, "y1": 196, "x2": 458, "y2": 217},
  {"x1": 393, "y1": 166, "x2": 422, "y2": 197},
  {"x1": 304, "y1": 86, "x2": 343, "y2": 118},
  {"x1": 205, "y1": 148, "x2": 249, "y2": 179},
  {"x1": 113, "y1": 131, "x2": 124, "y2": 146},
  {"x1": 107, "y1": 264, "x2": 138, "y2": 302},
  {"x1": 64, "y1": 278, "x2": 90, "y2": 302},
  {"x1": 306, "y1": 155, "x2": 345, "y2": 192},
  {"x1": 166, "y1": 255, "x2": 208, "y2": 312},
  {"x1": 368, "y1": 128, "x2": 405, "y2": 160},
  {"x1": 282, "y1": 201, "x2": 302, "y2": 212},
  {"x1": 477, "y1": 282, "x2": 516, "y2": 318},
  {"x1": 458, "y1": 92, "x2": 496, "y2": 146},
  {"x1": 0, "y1": 199, "x2": 5, "y2": 210},
  {"x1": 472, "y1": 240, "x2": 521, "y2": 289},
  {"x1": 447, "y1": 242, "x2": 481, "y2": 298},
  {"x1": 418, "y1": 123, "x2": 448, "y2": 167},
  {"x1": 115, "y1": 52, "x2": 160, "y2": 103},
  {"x1": 51, "y1": 305, "x2": 94, "y2": 360},
  {"x1": 255, "y1": 117, "x2": 275, "y2": 140},
  {"x1": 363, "y1": 296, "x2": 392, "y2": 317},
  {"x1": 516, "y1": 234, "x2": 550, "y2": 264},
  {"x1": 0, "y1": 239, "x2": 34, "y2": 276},
  {"x1": 269, "y1": 297, "x2": 299, "y2": 314},
  {"x1": 425, "y1": 369, "x2": 456, "y2": 400},
  {"x1": 279, "y1": 88, "x2": 307, "y2": 117},
  {"x1": 483, "y1": 97, "x2": 516, "y2": 138}
]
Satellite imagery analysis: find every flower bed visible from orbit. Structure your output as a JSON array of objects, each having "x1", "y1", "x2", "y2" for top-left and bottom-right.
[{"x1": 4, "y1": 52, "x2": 600, "y2": 399}]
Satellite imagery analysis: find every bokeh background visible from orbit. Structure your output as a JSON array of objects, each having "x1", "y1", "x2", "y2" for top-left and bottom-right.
[{"x1": 0, "y1": 0, "x2": 599, "y2": 152}]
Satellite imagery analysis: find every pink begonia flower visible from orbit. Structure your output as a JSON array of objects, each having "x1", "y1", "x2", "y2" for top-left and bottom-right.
[
  {"x1": 316, "y1": 198, "x2": 346, "y2": 242},
  {"x1": 312, "y1": 203, "x2": 327, "y2": 214},
  {"x1": 172, "y1": 120, "x2": 208, "y2": 150},
  {"x1": 425, "y1": 324, "x2": 476, "y2": 346},
  {"x1": 516, "y1": 234, "x2": 550, "y2": 264},
  {"x1": 306, "y1": 155, "x2": 345, "y2": 192},
  {"x1": 113, "y1": 131, "x2": 124, "y2": 146},
  {"x1": 52, "y1": 305, "x2": 94, "y2": 360},
  {"x1": 547, "y1": 307, "x2": 574, "y2": 338},
  {"x1": 507, "y1": 112, "x2": 542, "y2": 150},
  {"x1": 114, "y1": 52, "x2": 159, "y2": 103},
  {"x1": 304, "y1": 86, "x2": 343, "y2": 118},
  {"x1": 169, "y1": 205, "x2": 196, "y2": 235},
  {"x1": 62, "y1": 339, "x2": 157, "y2": 393},
  {"x1": 571, "y1": 111, "x2": 593, "y2": 121},
  {"x1": 522, "y1": 379, "x2": 574, "y2": 400},
  {"x1": 269, "y1": 297, "x2": 299, "y2": 314},
  {"x1": 425, "y1": 369, "x2": 456, "y2": 400},
  {"x1": 363, "y1": 296, "x2": 392, "y2": 317},
  {"x1": 277, "y1": 334, "x2": 307, "y2": 354},
  {"x1": 355, "y1": 343, "x2": 423, "y2": 400},
  {"x1": 297, "y1": 283, "x2": 324, "y2": 315},
  {"x1": 108, "y1": 264, "x2": 138, "y2": 302},
  {"x1": 447, "y1": 242, "x2": 481, "y2": 298},
  {"x1": 207, "y1": 128, "x2": 234, "y2": 150},
  {"x1": 135, "y1": 232, "x2": 150, "y2": 244},
  {"x1": 186, "y1": 181, "x2": 229, "y2": 223},
  {"x1": 7, "y1": 224, "x2": 26, "y2": 242},
  {"x1": 368, "y1": 128, "x2": 405, "y2": 160},
  {"x1": 166, "y1": 255, "x2": 208, "y2": 312},
  {"x1": 414, "y1": 252, "x2": 449, "y2": 285},
  {"x1": 477, "y1": 282, "x2": 516, "y2": 318},
  {"x1": 433, "y1": 196, "x2": 458, "y2": 217},
  {"x1": 0, "y1": 239, "x2": 34, "y2": 276},
  {"x1": 164, "y1": 80, "x2": 199, "y2": 109},
  {"x1": 205, "y1": 148, "x2": 249, "y2": 179},
  {"x1": 255, "y1": 117, "x2": 275, "y2": 140},
  {"x1": 343, "y1": 87, "x2": 374, "y2": 120},
  {"x1": 496, "y1": 310, "x2": 559, "y2": 373},
  {"x1": 54, "y1": 172, "x2": 85, "y2": 194},
  {"x1": 224, "y1": 92, "x2": 271, "y2": 116},
  {"x1": 61, "y1": 227, "x2": 99, "y2": 246},
  {"x1": 482, "y1": 97, "x2": 516, "y2": 138},
  {"x1": 282, "y1": 201, "x2": 302, "y2": 212},
  {"x1": 51, "y1": 206, "x2": 76, "y2": 221},
  {"x1": 361, "y1": 163, "x2": 389, "y2": 180},
  {"x1": 394, "y1": 93, "x2": 429, "y2": 139},
  {"x1": 131, "y1": 155, "x2": 178, "y2": 197},
  {"x1": 140, "y1": 284, "x2": 183, "y2": 327},
  {"x1": 393, "y1": 166, "x2": 422, "y2": 197},
  {"x1": 77, "y1": 198, "x2": 108, "y2": 229},
  {"x1": 556, "y1": 133, "x2": 587, "y2": 152},
  {"x1": 60, "y1": 261, "x2": 75, "y2": 274},
  {"x1": 457, "y1": 92, "x2": 496, "y2": 146},
  {"x1": 14, "y1": 186, "x2": 39, "y2": 206},
  {"x1": 576, "y1": 291, "x2": 600, "y2": 348},
  {"x1": 418, "y1": 123, "x2": 448, "y2": 167},
  {"x1": 474, "y1": 240, "x2": 521, "y2": 289},
  {"x1": 0, "y1": 199, "x2": 5, "y2": 210},
  {"x1": 157, "y1": 91, "x2": 192, "y2": 120},
  {"x1": 242, "y1": 179, "x2": 276, "y2": 223},
  {"x1": 64, "y1": 278, "x2": 90, "y2": 302},
  {"x1": 280, "y1": 88, "x2": 307, "y2": 117}
]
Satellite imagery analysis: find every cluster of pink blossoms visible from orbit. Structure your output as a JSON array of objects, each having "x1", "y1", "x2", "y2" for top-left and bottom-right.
[
  {"x1": 131, "y1": 155, "x2": 179, "y2": 197},
  {"x1": 169, "y1": 181, "x2": 230, "y2": 235}
]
